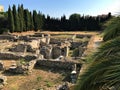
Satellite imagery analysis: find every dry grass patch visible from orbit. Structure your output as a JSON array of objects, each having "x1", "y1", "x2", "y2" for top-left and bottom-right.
[{"x1": 3, "y1": 69, "x2": 65, "y2": 90}]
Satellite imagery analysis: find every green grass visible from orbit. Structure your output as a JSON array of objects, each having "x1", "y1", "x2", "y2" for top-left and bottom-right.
[
  {"x1": 36, "y1": 76, "x2": 42, "y2": 82},
  {"x1": 44, "y1": 80, "x2": 54, "y2": 87}
]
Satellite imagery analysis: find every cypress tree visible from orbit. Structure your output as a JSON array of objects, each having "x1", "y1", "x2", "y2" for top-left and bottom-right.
[
  {"x1": 18, "y1": 5, "x2": 24, "y2": 32},
  {"x1": 20, "y1": 4, "x2": 26, "y2": 31},
  {"x1": 12, "y1": 5, "x2": 20, "y2": 32},
  {"x1": 29, "y1": 12, "x2": 34, "y2": 30},
  {"x1": 33, "y1": 10, "x2": 39, "y2": 31},
  {"x1": 8, "y1": 6, "x2": 14, "y2": 33},
  {"x1": 38, "y1": 12, "x2": 43, "y2": 30},
  {"x1": 24, "y1": 9, "x2": 31, "y2": 31}
]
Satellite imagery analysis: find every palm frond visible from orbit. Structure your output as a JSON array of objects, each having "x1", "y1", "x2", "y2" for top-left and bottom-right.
[{"x1": 103, "y1": 17, "x2": 120, "y2": 41}]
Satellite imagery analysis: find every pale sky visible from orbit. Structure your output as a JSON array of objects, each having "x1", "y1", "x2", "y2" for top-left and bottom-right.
[{"x1": 0, "y1": 0, "x2": 120, "y2": 18}]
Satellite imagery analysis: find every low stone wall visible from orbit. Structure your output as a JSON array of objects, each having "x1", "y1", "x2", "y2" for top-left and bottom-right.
[
  {"x1": 0, "y1": 35, "x2": 15, "y2": 40},
  {"x1": 0, "y1": 52, "x2": 37, "y2": 60},
  {"x1": 27, "y1": 60, "x2": 37, "y2": 72},
  {"x1": 0, "y1": 52, "x2": 22, "y2": 60},
  {"x1": 35, "y1": 59, "x2": 81, "y2": 70},
  {"x1": 71, "y1": 42, "x2": 82, "y2": 49},
  {"x1": 76, "y1": 34, "x2": 91, "y2": 38}
]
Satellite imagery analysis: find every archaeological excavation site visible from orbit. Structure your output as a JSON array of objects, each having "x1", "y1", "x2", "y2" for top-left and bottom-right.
[{"x1": 0, "y1": 31, "x2": 99, "y2": 90}]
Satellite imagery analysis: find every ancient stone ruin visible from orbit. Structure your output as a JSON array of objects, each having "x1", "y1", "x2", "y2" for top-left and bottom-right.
[
  {"x1": 0, "y1": 75, "x2": 7, "y2": 89},
  {"x1": 0, "y1": 32, "x2": 92, "y2": 86}
]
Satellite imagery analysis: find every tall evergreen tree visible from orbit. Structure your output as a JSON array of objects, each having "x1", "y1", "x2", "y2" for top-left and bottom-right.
[
  {"x1": 38, "y1": 12, "x2": 43, "y2": 30},
  {"x1": 20, "y1": 4, "x2": 26, "y2": 31},
  {"x1": 24, "y1": 9, "x2": 31, "y2": 31},
  {"x1": 8, "y1": 6, "x2": 14, "y2": 33},
  {"x1": 29, "y1": 12, "x2": 34, "y2": 30},
  {"x1": 33, "y1": 10, "x2": 39, "y2": 31},
  {"x1": 18, "y1": 4, "x2": 24, "y2": 32},
  {"x1": 12, "y1": 5, "x2": 20, "y2": 32}
]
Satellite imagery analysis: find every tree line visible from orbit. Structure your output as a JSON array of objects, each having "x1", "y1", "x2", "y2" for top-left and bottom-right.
[{"x1": 0, "y1": 4, "x2": 112, "y2": 33}]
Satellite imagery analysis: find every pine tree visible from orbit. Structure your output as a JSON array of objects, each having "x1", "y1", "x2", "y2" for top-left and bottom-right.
[{"x1": 8, "y1": 6, "x2": 14, "y2": 33}]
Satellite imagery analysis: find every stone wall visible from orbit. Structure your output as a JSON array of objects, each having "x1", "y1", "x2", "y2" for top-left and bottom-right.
[
  {"x1": 35, "y1": 60, "x2": 81, "y2": 70},
  {"x1": 0, "y1": 35, "x2": 15, "y2": 40},
  {"x1": 40, "y1": 45, "x2": 52, "y2": 59},
  {"x1": 0, "y1": 75, "x2": 7, "y2": 89},
  {"x1": 0, "y1": 62, "x2": 4, "y2": 70},
  {"x1": 78, "y1": 46, "x2": 86, "y2": 57},
  {"x1": 52, "y1": 46, "x2": 61, "y2": 59},
  {"x1": 76, "y1": 34, "x2": 91, "y2": 38},
  {"x1": 0, "y1": 52, "x2": 22, "y2": 60},
  {"x1": 50, "y1": 38, "x2": 62, "y2": 44},
  {"x1": 71, "y1": 42, "x2": 82, "y2": 49},
  {"x1": 0, "y1": 52, "x2": 37, "y2": 60}
]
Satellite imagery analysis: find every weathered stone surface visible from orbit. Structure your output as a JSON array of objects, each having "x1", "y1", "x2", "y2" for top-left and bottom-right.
[
  {"x1": 0, "y1": 35, "x2": 15, "y2": 41},
  {"x1": 24, "y1": 55, "x2": 37, "y2": 61},
  {"x1": 40, "y1": 45, "x2": 52, "y2": 59},
  {"x1": 6, "y1": 60, "x2": 37, "y2": 74},
  {"x1": 19, "y1": 36, "x2": 30, "y2": 41},
  {"x1": 0, "y1": 52, "x2": 22, "y2": 60},
  {"x1": 76, "y1": 34, "x2": 91, "y2": 38},
  {"x1": 0, "y1": 52, "x2": 37, "y2": 60},
  {"x1": 78, "y1": 46, "x2": 86, "y2": 57},
  {"x1": 35, "y1": 59, "x2": 81, "y2": 70},
  {"x1": 7, "y1": 65, "x2": 26, "y2": 74},
  {"x1": 71, "y1": 42, "x2": 82, "y2": 49},
  {"x1": 27, "y1": 60, "x2": 37, "y2": 73},
  {"x1": 52, "y1": 46, "x2": 61, "y2": 59},
  {"x1": 9, "y1": 44, "x2": 27, "y2": 52},
  {"x1": 0, "y1": 61, "x2": 4, "y2": 70},
  {"x1": 0, "y1": 75, "x2": 7, "y2": 89}
]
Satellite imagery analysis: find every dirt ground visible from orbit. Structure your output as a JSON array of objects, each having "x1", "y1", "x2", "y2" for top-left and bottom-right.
[
  {"x1": 2, "y1": 68, "x2": 67, "y2": 90},
  {"x1": 0, "y1": 60, "x2": 67, "y2": 90},
  {"x1": 0, "y1": 31, "x2": 101, "y2": 90},
  {"x1": 12, "y1": 31, "x2": 100, "y2": 36}
]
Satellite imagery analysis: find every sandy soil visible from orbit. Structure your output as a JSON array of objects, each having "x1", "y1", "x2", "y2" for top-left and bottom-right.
[{"x1": 11, "y1": 31, "x2": 100, "y2": 36}]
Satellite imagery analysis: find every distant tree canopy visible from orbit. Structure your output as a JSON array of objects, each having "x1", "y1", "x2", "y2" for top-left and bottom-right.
[{"x1": 0, "y1": 4, "x2": 112, "y2": 33}]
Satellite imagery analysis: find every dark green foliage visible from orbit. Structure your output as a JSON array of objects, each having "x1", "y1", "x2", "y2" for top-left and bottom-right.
[
  {"x1": 37, "y1": 12, "x2": 43, "y2": 30},
  {"x1": 44, "y1": 13, "x2": 111, "y2": 31},
  {"x1": 18, "y1": 4, "x2": 25, "y2": 32},
  {"x1": 76, "y1": 37, "x2": 120, "y2": 90},
  {"x1": 8, "y1": 6, "x2": 14, "y2": 33},
  {"x1": 0, "y1": 15, "x2": 8, "y2": 34},
  {"x1": 0, "y1": 4, "x2": 112, "y2": 33},
  {"x1": 33, "y1": 10, "x2": 39, "y2": 31},
  {"x1": 12, "y1": 5, "x2": 20, "y2": 32},
  {"x1": 75, "y1": 16, "x2": 120, "y2": 90},
  {"x1": 24, "y1": 9, "x2": 31, "y2": 31},
  {"x1": 103, "y1": 17, "x2": 120, "y2": 41},
  {"x1": 0, "y1": 28, "x2": 9, "y2": 34},
  {"x1": 29, "y1": 12, "x2": 34, "y2": 30},
  {"x1": 69, "y1": 13, "x2": 80, "y2": 30}
]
